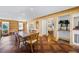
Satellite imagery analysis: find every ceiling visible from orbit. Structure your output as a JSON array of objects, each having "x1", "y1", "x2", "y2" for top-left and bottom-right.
[{"x1": 0, "y1": 6, "x2": 74, "y2": 21}]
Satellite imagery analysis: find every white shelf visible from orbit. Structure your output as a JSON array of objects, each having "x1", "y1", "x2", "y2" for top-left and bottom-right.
[
  {"x1": 73, "y1": 30, "x2": 79, "y2": 45},
  {"x1": 73, "y1": 30, "x2": 79, "y2": 34}
]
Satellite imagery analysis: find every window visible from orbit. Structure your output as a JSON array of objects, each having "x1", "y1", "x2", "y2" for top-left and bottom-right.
[
  {"x1": 2, "y1": 22, "x2": 9, "y2": 35},
  {"x1": 19, "y1": 22, "x2": 23, "y2": 31}
]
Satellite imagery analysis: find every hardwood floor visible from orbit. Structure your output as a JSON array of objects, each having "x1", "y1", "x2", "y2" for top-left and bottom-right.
[{"x1": 0, "y1": 35, "x2": 78, "y2": 53}]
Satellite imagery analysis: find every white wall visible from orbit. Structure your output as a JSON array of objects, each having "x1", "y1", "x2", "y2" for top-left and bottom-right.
[
  {"x1": 59, "y1": 31, "x2": 70, "y2": 41},
  {"x1": 27, "y1": 22, "x2": 30, "y2": 33}
]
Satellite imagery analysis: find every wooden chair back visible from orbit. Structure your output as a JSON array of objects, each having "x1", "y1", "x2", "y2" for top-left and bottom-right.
[
  {"x1": 25, "y1": 33, "x2": 39, "y2": 52},
  {"x1": 30, "y1": 33, "x2": 39, "y2": 41}
]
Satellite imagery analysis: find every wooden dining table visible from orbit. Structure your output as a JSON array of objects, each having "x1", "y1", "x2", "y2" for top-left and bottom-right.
[
  {"x1": 17, "y1": 31, "x2": 31, "y2": 48},
  {"x1": 18, "y1": 31, "x2": 38, "y2": 52},
  {"x1": 18, "y1": 31, "x2": 31, "y2": 39}
]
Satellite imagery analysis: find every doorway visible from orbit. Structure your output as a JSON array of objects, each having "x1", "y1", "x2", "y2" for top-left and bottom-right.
[
  {"x1": 41, "y1": 20, "x2": 48, "y2": 36},
  {"x1": 18, "y1": 22, "x2": 23, "y2": 31}
]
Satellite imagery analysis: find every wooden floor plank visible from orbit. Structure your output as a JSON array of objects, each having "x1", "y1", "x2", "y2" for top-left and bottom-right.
[{"x1": 0, "y1": 35, "x2": 78, "y2": 53}]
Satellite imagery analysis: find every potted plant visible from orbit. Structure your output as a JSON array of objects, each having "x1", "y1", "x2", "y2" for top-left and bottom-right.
[
  {"x1": 59, "y1": 20, "x2": 64, "y2": 30},
  {"x1": 64, "y1": 20, "x2": 70, "y2": 31}
]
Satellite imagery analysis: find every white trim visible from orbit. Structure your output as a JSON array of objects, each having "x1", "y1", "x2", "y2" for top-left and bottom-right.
[
  {"x1": 0, "y1": 18, "x2": 26, "y2": 22},
  {"x1": 72, "y1": 13, "x2": 79, "y2": 17}
]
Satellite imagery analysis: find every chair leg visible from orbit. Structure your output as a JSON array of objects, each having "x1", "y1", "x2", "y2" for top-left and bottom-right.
[
  {"x1": 23, "y1": 41, "x2": 26, "y2": 46},
  {"x1": 20, "y1": 42, "x2": 24, "y2": 48},
  {"x1": 30, "y1": 44, "x2": 33, "y2": 53},
  {"x1": 17, "y1": 41, "x2": 20, "y2": 48},
  {"x1": 36, "y1": 39, "x2": 39, "y2": 52},
  {"x1": 33, "y1": 44, "x2": 35, "y2": 52}
]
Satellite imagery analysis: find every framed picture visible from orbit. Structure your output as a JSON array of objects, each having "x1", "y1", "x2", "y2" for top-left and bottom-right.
[{"x1": 36, "y1": 21, "x2": 39, "y2": 29}]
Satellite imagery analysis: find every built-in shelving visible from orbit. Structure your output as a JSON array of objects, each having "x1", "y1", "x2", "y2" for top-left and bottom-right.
[
  {"x1": 58, "y1": 15, "x2": 70, "y2": 41},
  {"x1": 72, "y1": 13, "x2": 79, "y2": 45}
]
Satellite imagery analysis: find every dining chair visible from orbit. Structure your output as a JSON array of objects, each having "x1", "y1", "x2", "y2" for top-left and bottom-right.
[
  {"x1": 14, "y1": 32, "x2": 20, "y2": 48},
  {"x1": 26, "y1": 33, "x2": 39, "y2": 53},
  {"x1": 18, "y1": 36, "x2": 25, "y2": 48},
  {"x1": 48, "y1": 32, "x2": 56, "y2": 43},
  {"x1": 0, "y1": 31, "x2": 2, "y2": 40},
  {"x1": 15, "y1": 32, "x2": 27, "y2": 49}
]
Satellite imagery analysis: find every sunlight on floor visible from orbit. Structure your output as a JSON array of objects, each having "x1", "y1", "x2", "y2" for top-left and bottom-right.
[{"x1": 0, "y1": 36, "x2": 14, "y2": 52}]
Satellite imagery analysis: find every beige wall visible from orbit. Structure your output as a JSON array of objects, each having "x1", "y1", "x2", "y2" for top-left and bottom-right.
[
  {"x1": 0, "y1": 19, "x2": 27, "y2": 33},
  {"x1": 29, "y1": 7, "x2": 79, "y2": 44},
  {"x1": 23, "y1": 21, "x2": 27, "y2": 32}
]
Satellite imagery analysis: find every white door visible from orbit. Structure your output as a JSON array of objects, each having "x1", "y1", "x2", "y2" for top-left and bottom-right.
[{"x1": 41, "y1": 20, "x2": 48, "y2": 35}]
